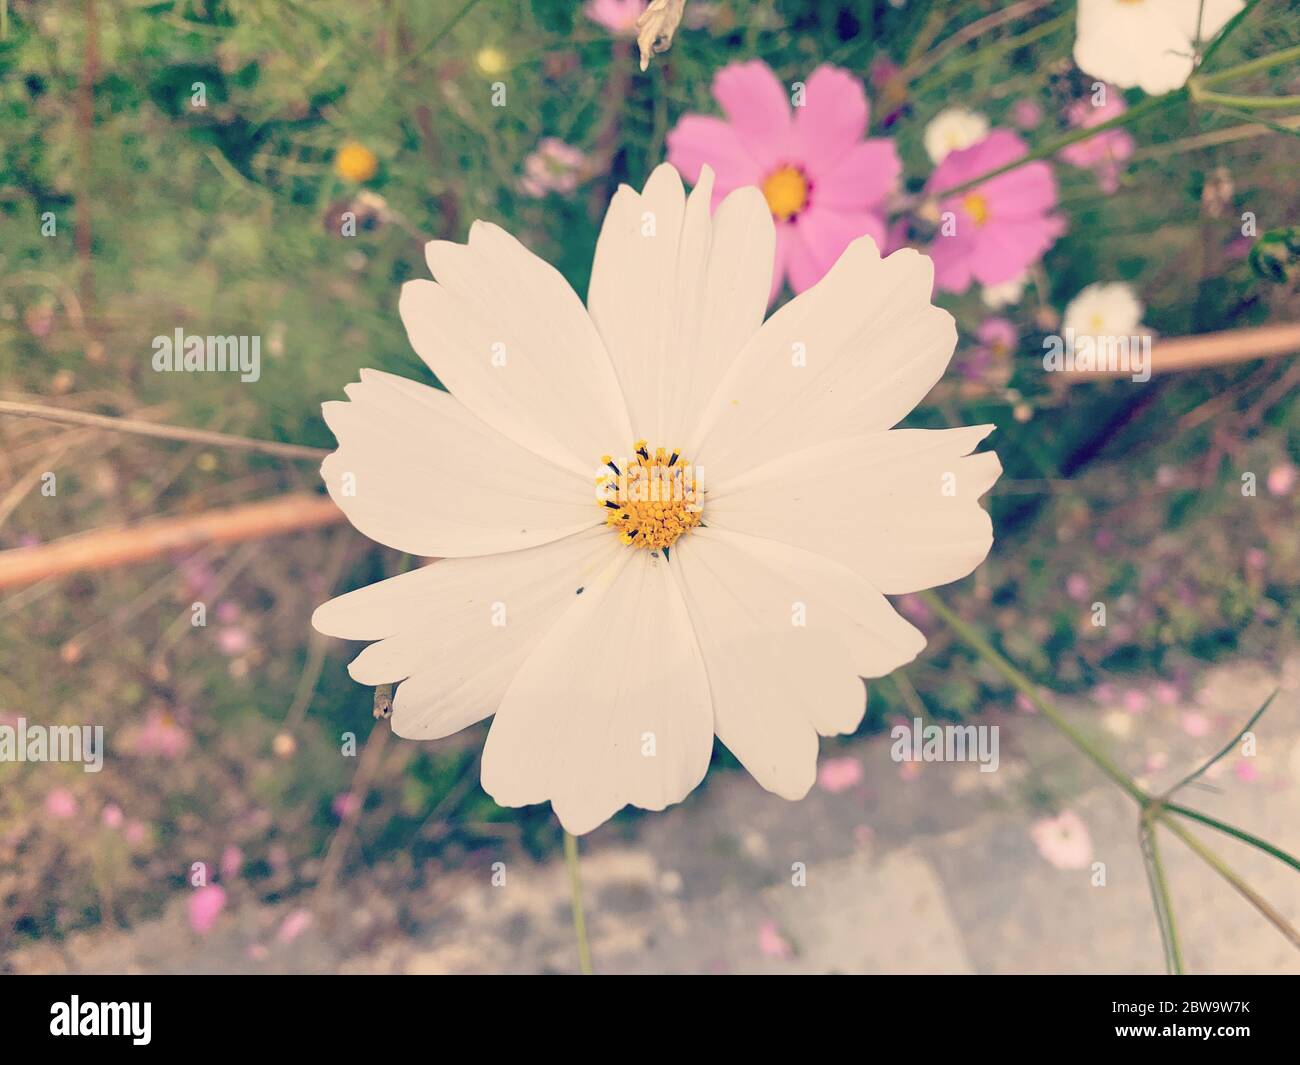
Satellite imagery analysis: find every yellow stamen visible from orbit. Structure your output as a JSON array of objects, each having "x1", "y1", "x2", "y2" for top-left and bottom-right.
[
  {"x1": 598, "y1": 442, "x2": 703, "y2": 551},
  {"x1": 962, "y1": 192, "x2": 990, "y2": 227},
  {"x1": 762, "y1": 165, "x2": 810, "y2": 222}
]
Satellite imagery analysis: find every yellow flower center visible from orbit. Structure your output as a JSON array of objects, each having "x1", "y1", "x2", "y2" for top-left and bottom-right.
[
  {"x1": 475, "y1": 47, "x2": 508, "y2": 75},
  {"x1": 762, "y1": 166, "x2": 810, "y2": 222},
  {"x1": 962, "y1": 192, "x2": 990, "y2": 227},
  {"x1": 597, "y1": 442, "x2": 703, "y2": 551},
  {"x1": 335, "y1": 142, "x2": 378, "y2": 183}
]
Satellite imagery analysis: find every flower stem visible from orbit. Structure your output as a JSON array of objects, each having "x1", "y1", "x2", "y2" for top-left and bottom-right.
[
  {"x1": 1140, "y1": 825, "x2": 1184, "y2": 974},
  {"x1": 917, "y1": 590, "x2": 1146, "y2": 804},
  {"x1": 1160, "y1": 816, "x2": 1300, "y2": 950},
  {"x1": 1199, "y1": 43, "x2": 1300, "y2": 87},
  {"x1": 921, "y1": 589, "x2": 1300, "y2": 956},
  {"x1": 1191, "y1": 88, "x2": 1300, "y2": 111},
  {"x1": 1165, "y1": 803, "x2": 1300, "y2": 874},
  {"x1": 563, "y1": 829, "x2": 594, "y2": 975},
  {"x1": 928, "y1": 89, "x2": 1188, "y2": 202}
]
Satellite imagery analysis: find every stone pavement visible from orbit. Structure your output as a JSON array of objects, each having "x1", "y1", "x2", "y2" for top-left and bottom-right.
[{"x1": 9, "y1": 657, "x2": 1299, "y2": 975}]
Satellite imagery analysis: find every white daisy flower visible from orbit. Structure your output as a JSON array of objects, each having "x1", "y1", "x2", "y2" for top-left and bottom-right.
[
  {"x1": 1073, "y1": 0, "x2": 1244, "y2": 96},
  {"x1": 1062, "y1": 281, "x2": 1145, "y2": 337},
  {"x1": 923, "y1": 107, "x2": 990, "y2": 165},
  {"x1": 312, "y1": 163, "x2": 1001, "y2": 835},
  {"x1": 981, "y1": 273, "x2": 1027, "y2": 311}
]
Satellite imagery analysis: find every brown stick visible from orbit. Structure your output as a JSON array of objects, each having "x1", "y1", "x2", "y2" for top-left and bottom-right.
[
  {"x1": 0, "y1": 492, "x2": 345, "y2": 590},
  {"x1": 1060, "y1": 322, "x2": 1300, "y2": 379},
  {"x1": 0, "y1": 400, "x2": 328, "y2": 460}
]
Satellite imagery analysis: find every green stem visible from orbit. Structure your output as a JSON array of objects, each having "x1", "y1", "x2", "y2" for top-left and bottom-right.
[
  {"x1": 1160, "y1": 816, "x2": 1300, "y2": 950},
  {"x1": 563, "y1": 830, "x2": 594, "y2": 975},
  {"x1": 915, "y1": 9, "x2": 1073, "y2": 92},
  {"x1": 1195, "y1": 0, "x2": 1257, "y2": 68},
  {"x1": 923, "y1": 589, "x2": 1300, "y2": 955},
  {"x1": 918, "y1": 590, "x2": 1147, "y2": 804},
  {"x1": 1162, "y1": 689, "x2": 1276, "y2": 797},
  {"x1": 929, "y1": 89, "x2": 1188, "y2": 202},
  {"x1": 1166, "y1": 803, "x2": 1300, "y2": 873},
  {"x1": 1141, "y1": 826, "x2": 1184, "y2": 974},
  {"x1": 1192, "y1": 89, "x2": 1300, "y2": 110},
  {"x1": 1199, "y1": 43, "x2": 1300, "y2": 87}
]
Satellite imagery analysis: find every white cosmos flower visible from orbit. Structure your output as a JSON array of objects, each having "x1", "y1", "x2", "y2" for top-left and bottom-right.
[
  {"x1": 312, "y1": 162, "x2": 1001, "y2": 835},
  {"x1": 1063, "y1": 281, "x2": 1145, "y2": 337},
  {"x1": 923, "y1": 107, "x2": 990, "y2": 165},
  {"x1": 1073, "y1": 0, "x2": 1244, "y2": 96},
  {"x1": 981, "y1": 273, "x2": 1027, "y2": 311}
]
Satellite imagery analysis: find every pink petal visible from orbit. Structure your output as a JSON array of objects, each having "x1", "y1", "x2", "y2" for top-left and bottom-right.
[
  {"x1": 817, "y1": 755, "x2": 864, "y2": 793},
  {"x1": 793, "y1": 64, "x2": 869, "y2": 175},
  {"x1": 811, "y1": 138, "x2": 901, "y2": 211},
  {"x1": 665, "y1": 115, "x2": 761, "y2": 202},
  {"x1": 712, "y1": 60, "x2": 793, "y2": 171},
  {"x1": 188, "y1": 884, "x2": 226, "y2": 935},
  {"x1": 785, "y1": 205, "x2": 885, "y2": 294}
]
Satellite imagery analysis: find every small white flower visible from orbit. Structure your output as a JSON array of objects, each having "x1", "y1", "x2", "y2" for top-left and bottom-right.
[
  {"x1": 313, "y1": 163, "x2": 1000, "y2": 834},
  {"x1": 1063, "y1": 281, "x2": 1144, "y2": 337},
  {"x1": 981, "y1": 273, "x2": 1027, "y2": 311},
  {"x1": 923, "y1": 107, "x2": 990, "y2": 165},
  {"x1": 1074, "y1": 0, "x2": 1244, "y2": 96}
]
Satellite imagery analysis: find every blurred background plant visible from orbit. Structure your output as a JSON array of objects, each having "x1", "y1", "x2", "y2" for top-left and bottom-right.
[{"x1": 0, "y1": 0, "x2": 1297, "y2": 957}]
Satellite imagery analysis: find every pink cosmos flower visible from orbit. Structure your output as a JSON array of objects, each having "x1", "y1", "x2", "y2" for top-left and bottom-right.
[
  {"x1": 520, "y1": 138, "x2": 588, "y2": 198},
  {"x1": 44, "y1": 788, "x2": 78, "y2": 819},
  {"x1": 1181, "y1": 711, "x2": 1211, "y2": 738},
  {"x1": 584, "y1": 0, "x2": 643, "y2": 35},
  {"x1": 1012, "y1": 98, "x2": 1043, "y2": 129},
  {"x1": 101, "y1": 803, "x2": 124, "y2": 829},
  {"x1": 331, "y1": 792, "x2": 362, "y2": 820},
  {"x1": 216, "y1": 626, "x2": 252, "y2": 657},
  {"x1": 816, "y1": 755, "x2": 863, "y2": 793},
  {"x1": 1123, "y1": 688, "x2": 1150, "y2": 715},
  {"x1": 667, "y1": 61, "x2": 901, "y2": 300},
  {"x1": 188, "y1": 884, "x2": 226, "y2": 935},
  {"x1": 1030, "y1": 810, "x2": 1092, "y2": 870},
  {"x1": 1065, "y1": 572, "x2": 1090, "y2": 602},
  {"x1": 925, "y1": 129, "x2": 1065, "y2": 294},
  {"x1": 220, "y1": 845, "x2": 244, "y2": 880},
  {"x1": 1267, "y1": 462, "x2": 1297, "y2": 496},
  {"x1": 1058, "y1": 90, "x2": 1136, "y2": 193},
  {"x1": 960, "y1": 316, "x2": 1017, "y2": 387},
  {"x1": 276, "y1": 908, "x2": 314, "y2": 944},
  {"x1": 125, "y1": 707, "x2": 190, "y2": 759},
  {"x1": 757, "y1": 919, "x2": 794, "y2": 960}
]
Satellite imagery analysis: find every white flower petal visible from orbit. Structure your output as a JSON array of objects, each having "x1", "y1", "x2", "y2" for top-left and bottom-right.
[
  {"x1": 672, "y1": 531, "x2": 871, "y2": 800},
  {"x1": 481, "y1": 548, "x2": 714, "y2": 834},
  {"x1": 706, "y1": 426, "x2": 1002, "y2": 595},
  {"x1": 689, "y1": 240, "x2": 956, "y2": 473},
  {"x1": 401, "y1": 221, "x2": 633, "y2": 476},
  {"x1": 312, "y1": 526, "x2": 620, "y2": 740},
  {"x1": 682, "y1": 526, "x2": 927, "y2": 677},
  {"x1": 588, "y1": 163, "x2": 775, "y2": 445},
  {"x1": 320, "y1": 369, "x2": 597, "y2": 557},
  {"x1": 1074, "y1": 0, "x2": 1242, "y2": 96}
]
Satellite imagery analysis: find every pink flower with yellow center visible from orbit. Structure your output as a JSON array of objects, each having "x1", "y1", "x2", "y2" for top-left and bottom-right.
[
  {"x1": 925, "y1": 129, "x2": 1065, "y2": 294},
  {"x1": 667, "y1": 60, "x2": 901, "y2": 301}
]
